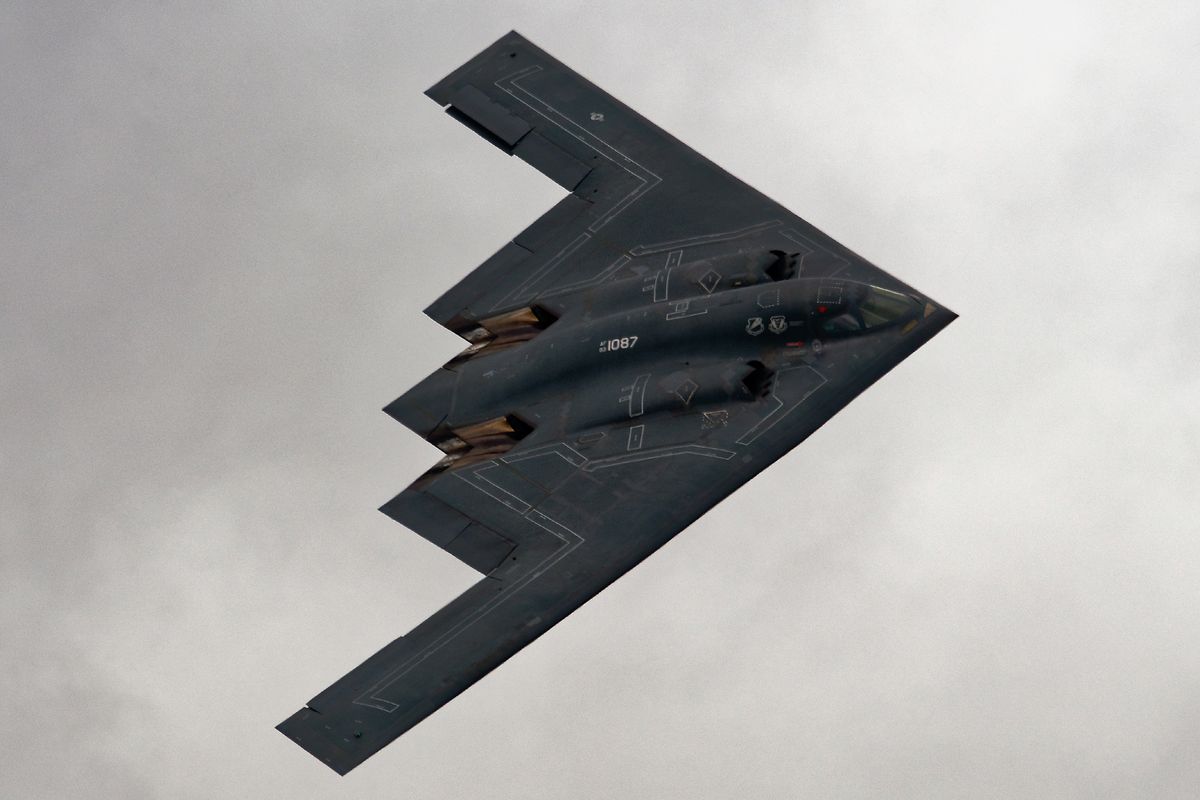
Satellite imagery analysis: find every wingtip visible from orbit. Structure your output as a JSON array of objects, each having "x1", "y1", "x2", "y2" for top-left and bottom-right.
[
  {"x1": 277, "y1": 706, "x2": 358, "y2": 776},
  {"x1": 426, "y1": 30, "x2": 537, "y2": 103}
]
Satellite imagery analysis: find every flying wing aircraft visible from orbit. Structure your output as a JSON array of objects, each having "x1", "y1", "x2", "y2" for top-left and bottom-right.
[{"x1": 278, "y1": 30, "x2": 956, "y2": 775}]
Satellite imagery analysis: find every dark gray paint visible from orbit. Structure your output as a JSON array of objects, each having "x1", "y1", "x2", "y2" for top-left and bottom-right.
[{"x1": 277, "y1": 32, "x2": 954, "y2": 774}]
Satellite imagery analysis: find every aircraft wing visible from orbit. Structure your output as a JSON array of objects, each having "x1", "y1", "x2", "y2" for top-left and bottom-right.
[
  {"x1": 418, "y1": 30, "x2": 915, "y2": 329},
  {"x1": 277, "y1": 316, "x2": 944, "y2": 775}
]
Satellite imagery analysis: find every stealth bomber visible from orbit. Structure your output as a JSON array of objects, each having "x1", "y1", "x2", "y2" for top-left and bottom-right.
[{"x1": 278, "y1": 30, "x2": 956, "y2": 774}]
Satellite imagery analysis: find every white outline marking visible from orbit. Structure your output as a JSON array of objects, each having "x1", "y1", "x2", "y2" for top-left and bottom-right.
[
  {"x1": 543, "y1": 254, "x2": 630, "y2": 297},
  {"x1": 627, "y1": 424, "x2": 645, "y2": 451},
  {"x1": 736, "y1": 365, "x2": 828, "y2": 445},
  {"x1": 619, "y1": 374, "x2": 649, "y2": 417},
  {"x1": 666, "y1": 299, "x2": 707, "y2": 320},
  {"x1": 453, "y1": 466, "x2": 533, "y2": 514},
  {"x1": 757, "y1": 288, "x2": 781, "y2": 309},
  {"x1": 356, "y1": 501, "x2": 584, "y2": 711},
  {"x1": 501, "y1": 231, "x2": 591, "y2": 307},
  {"x1": 502, "y1": 442, "x2": 587, "y2": 468},
  {"x1": 673, "y1": 378, "x2": 699, "y2": 406},
  {"x1": 498, "y1": 65, "x2": 662, "y2": 232},
  {"x1": 817, "y1": 284, "x2": 843, "y2": 304},
  {"x1": 656, "y1": 249, "x2": 683, "y2": 303},
  {"x1": 629, "y1": 220, "x2": 783, "y2": 256},
  {"x1": 583, "y1": 444, "x2": 736, "y2": 471}
]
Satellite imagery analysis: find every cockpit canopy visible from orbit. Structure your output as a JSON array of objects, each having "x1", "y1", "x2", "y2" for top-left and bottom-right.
[{"x1": 815, "y1": 284, "x2": 917, "y2": 336}]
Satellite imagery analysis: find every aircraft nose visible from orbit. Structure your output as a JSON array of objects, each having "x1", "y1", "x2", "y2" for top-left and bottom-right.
[{"x1": 901, "y1": 297, "x2": 958, "y2": 334}]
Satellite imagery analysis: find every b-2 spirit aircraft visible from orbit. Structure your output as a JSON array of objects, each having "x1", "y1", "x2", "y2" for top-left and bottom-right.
[{"x1": 278, "y1": 30, "x2": 955, "y2": 774}]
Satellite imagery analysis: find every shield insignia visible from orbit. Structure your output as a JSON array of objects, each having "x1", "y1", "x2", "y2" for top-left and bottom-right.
[
  {"x1": 745, "y1": 316, "x2": 764, "y2": 336},
  {"x1": 768, "y1": 315, "x2": 788, "y2": 334}
]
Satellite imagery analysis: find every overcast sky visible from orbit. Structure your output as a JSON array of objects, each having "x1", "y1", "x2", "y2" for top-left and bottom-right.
[{"x1": 3, "y1": 2, "x2": 1198, "y2": 797}]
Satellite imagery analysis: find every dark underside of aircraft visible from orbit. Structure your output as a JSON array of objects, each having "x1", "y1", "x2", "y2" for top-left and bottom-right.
[{"x1": 277, "y1": 30, "x2": 956, "y2": 775}]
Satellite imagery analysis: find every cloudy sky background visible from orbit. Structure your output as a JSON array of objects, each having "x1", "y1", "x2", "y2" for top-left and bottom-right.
[{"x1": 4, "y1": 1, "x2": 1198, "y2": 797}]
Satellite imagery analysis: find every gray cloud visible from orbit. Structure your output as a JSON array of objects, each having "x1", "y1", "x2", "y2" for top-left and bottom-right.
[{"x1": 3, "y1": 1, "x2": 1198, "y2": 797}]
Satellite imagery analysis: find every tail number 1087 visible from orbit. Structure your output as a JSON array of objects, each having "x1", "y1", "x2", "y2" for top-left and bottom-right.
[{"x1": 598, "y1": 335, "x2": 638, "y2": 353}]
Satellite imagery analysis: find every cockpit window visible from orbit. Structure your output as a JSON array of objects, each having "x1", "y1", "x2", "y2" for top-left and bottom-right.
[
  {"x1": 860, "y1": 286, "x2": 913, "y2": 328},
  {"x1": 821, "y1": 312, "x2": 862, "y2": 334}
]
